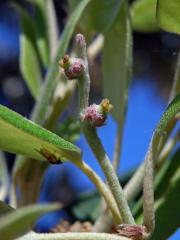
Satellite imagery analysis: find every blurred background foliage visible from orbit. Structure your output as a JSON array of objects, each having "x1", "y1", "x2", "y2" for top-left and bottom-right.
[{"x1": 0, "y1": 0, "x2": 179, "y2": 239}]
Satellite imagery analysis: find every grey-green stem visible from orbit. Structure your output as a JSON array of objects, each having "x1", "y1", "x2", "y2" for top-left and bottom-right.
[
  {"x1": 143, "y1": 142, "x2": 155, "y2": 234},
  {"x1": 76, "y1": 33, "x2": 135, "y2": 224},
  {"x1": 18, "y1": 232, "x2": 129, "y2": 240},
  {"x1": 76, "y1": 34, "x2": 90, "y2": 115},
  {"x1": 112, "y1": 121, "x2": 124, "y2": 171},
  {"x1": 82, "y1": 124, "x2": 135, "y2": 224},
  {"x1": 72, "y1": 158, "x2": 121, "y2": 224}
]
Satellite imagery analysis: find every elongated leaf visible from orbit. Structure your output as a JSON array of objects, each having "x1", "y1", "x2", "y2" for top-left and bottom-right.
[
  {"x1": 156, "y1": 0, "x2": 180, "y2": 34},
  {"x1": 152, "y1": 150, "x2": 180, "y2": 239},
  {"x1": 16, "y1": 5, "x2": 41, "y2": 98},
  {"x1": 68, "y1": 0, "x2": 123, "y2": 38},
  {"x1": 103, "y1": 1, "x2": 132, "y2": 121},
  {"x1": 33, "y1": 0, "x2": 49, "y2": 66},
  {"x1": 0, "y1": 201, "x2": 15, "y2": 217},
  {"x1": 153, "y1": 95, "x2": 180, "y2": 143},
  {"x1": 0, "y1": 203, "x2": 60, "y2": 240},
  {"x1": 0, "y1": 105, "x2": 81, "y2": 162},
  {"x1": 131, "y1": 0, "x2": 159, "y2": 32}
]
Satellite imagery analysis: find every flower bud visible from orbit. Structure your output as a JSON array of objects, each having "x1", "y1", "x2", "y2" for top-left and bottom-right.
[
  {"x1": 75, "y1": 33, "x2": 86, "y2": 47},
  {"x1": 59, "y1": 54, "x2": 70, "y2": 69},
  {"x1": 82, "y1": 99, "x2": 113, "y2": 127},
  {"x1": 59, "y1": 56, "x2": 85, "y2": 80}
]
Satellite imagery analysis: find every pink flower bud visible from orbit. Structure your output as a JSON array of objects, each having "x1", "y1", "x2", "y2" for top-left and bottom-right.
[
  {"x1": 59, "y1": 56, "x2": 85, "y2": 80},
  {"x1": 82, "y1": 99, "x2": 112, "y2": 127},
  {"x1": 83, "y1": 104, "x2": 106, "y2": 127}
]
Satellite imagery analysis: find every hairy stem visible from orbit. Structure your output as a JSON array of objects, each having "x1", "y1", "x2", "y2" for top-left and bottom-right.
[
  {"x1": 112, "y1": 122, "x2": 124, "y2": 171},
  {"x1": 76, "y1": 34, "x2": 90, "y2": 115},
  {"x1": 143, "y1": 142, "x2": 155, "y2": 234},
  {"x1": 72, "y1": 159, "x2": 121, "y2": 224},
  {"x1": 18, "y1": 232, "x2": 129, "y2": 240},
  {"x1": 82, "y1": 124, "x2": 135, "y2": 224},
  {"x1": 75, "y1": 33, "x2": 134, "y2": 224},
  {"x1": 93, "y1": 94, "x2": 180, "y2": 232}
]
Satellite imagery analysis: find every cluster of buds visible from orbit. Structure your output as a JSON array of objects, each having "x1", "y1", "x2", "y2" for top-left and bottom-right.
[
  {"x1": 82, "y1": 99, "x2": 113, "y2": 127},
  {"x1": 59, "y1": 54, "x2": 85, "y2": 80}
]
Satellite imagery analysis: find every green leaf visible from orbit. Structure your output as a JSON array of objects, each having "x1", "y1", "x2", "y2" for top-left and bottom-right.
[
  {"x1": 16, "y1": 5, "x2": 42, "y2": 99},
  {"x1": 68, "y1": 0, "x2": 123, "y2": 38},
  {"x1": 131, "y1": 0, "x2": 159, "y2": 32},
  {"x1": 0, "y1": 105, "x2": 81, "y2": 162},
  {"x1": 152, "y1": 150, "x2": 180, "y2": 239},
  {"x1": 156, "y1": 0, "x2": 180, "y2": 34},
  {"x1": 0, "y1": 203, "x2": 60, "y2": 240},
  {"x1": 153, "y1": 94, "x2": 180, "y2": 143},
  {"x1": 33, "y1": 0, "x2": 49, "y2": 66},
  {"x1": 103, "y1": 1, "x2": 132, "y2": 121},
  {"x1": 0, "y1": 201, "x2": 15, "y2": 217}
]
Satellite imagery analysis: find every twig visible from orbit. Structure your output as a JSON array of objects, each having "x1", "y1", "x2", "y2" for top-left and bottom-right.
[
  {"x1": 75, "y1": 34, "x2": 135, "y2": 224},
  {"x1": 143, "y1": 141, "x2": 155, "y2": 234},
  {"x1": 72, "y1": 159, "x2": 121, "y2": 224},
  {"x1": 143, "y1": 94, "x2": 180, "y2": 234},
  {"x1": 82, "y1": 125, "x2": 135, "y2": 224},
  {"x1": 113, "y1": 123, "x2": 124, "y2": 171},
  {"x1": 18, "y1": 232, "x2": 129, "y2": 240},
  {"x1": 93, "y1": 100, "x2": 180, "y2": 232}
]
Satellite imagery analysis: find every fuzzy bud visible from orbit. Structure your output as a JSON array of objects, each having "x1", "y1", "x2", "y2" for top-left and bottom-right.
[
  {"x1": 116, "y1": 224, "x2": 149, "y2": 240},
  {"x1": 59, "y1": 56, "x2": 85, "y2": 80},
  {"x1": 82, "y1": 99, "x2": 113, "y2": 127},
  {"x1": 76, "y1": 33, "x2": 86, "y2": 47}
]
